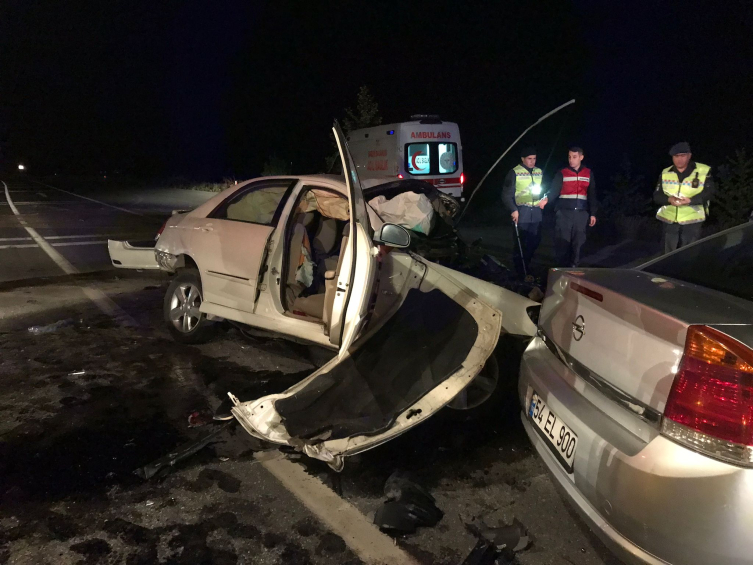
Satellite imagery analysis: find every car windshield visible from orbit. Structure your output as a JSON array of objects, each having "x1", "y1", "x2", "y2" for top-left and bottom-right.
[{"x1": 642, "y1": 222, "x2": 753, "y2": 301}]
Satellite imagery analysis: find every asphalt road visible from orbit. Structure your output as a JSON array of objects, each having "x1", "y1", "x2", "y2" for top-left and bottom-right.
[
  {"x1": 0, "y1": 177, "x2": 625, "y2": 565},
  {"x1": 0, "y1": 176, "x2": 213, "y2": 283}
]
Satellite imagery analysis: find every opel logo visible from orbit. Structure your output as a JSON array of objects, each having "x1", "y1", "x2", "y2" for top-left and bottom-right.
[{"x1": 572, "y1": 315, "x2": 585, "y2": 341}]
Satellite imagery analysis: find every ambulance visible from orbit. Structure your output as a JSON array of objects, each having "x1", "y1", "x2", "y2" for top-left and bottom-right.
[{"x1": 347, "y1": 115, "x2": 464, "y2": 198}]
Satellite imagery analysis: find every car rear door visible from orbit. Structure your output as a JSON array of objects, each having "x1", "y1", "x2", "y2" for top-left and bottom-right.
[{"x1": 195, "y1": 179, "x2": 295, "y2": 313}]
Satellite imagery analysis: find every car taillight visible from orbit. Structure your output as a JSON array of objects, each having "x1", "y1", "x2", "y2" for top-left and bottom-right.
[
  {"x1": 662, "y1": 325, "x2": 753, "y2": 467},
  {"x1": 460, "y1": 173, "x2": 465, "y2": 184},
  {"x1": 155, "y1": 219, "x2": 168, "y2": 241}
]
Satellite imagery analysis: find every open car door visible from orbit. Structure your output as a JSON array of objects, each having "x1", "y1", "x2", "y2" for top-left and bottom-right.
[
  {"x1": 107, "y1": 240, "x2": 160, "y2": 270},
  {"x1": 230, "y1": 123, "x2": 503, "y2": 471},
  {"x1": 327, "y1": 122, "x2": 379, "y2": 349}
]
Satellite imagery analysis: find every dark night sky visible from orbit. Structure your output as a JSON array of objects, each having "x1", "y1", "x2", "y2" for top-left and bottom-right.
[{"x1": 1, "y1": 0, "x2": 751, "y2": 197}]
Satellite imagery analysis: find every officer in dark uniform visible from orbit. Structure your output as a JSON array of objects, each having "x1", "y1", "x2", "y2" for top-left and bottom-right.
[{"x1": 502, "y1": 147, "x2": 547, "y2": 277}]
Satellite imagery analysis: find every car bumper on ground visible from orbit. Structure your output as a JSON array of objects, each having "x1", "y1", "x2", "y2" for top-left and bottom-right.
[
  {"x1": 518, "y1": 336, "x2": 753, "y2": 565},
  {"x1": 107, "y1": 240, "x2": 160, "y2": 270}
]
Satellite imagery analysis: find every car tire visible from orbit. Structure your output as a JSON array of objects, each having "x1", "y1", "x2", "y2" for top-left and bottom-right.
[
  {"x1": 163, "y1": 268, "x2": 213, "y2": 344},
  {"x1": 446, "y1": 354, "x2": 501, "y2": 412},
  {"x1": 446, "y1": 334, "x2": 530, "y2": 418}
]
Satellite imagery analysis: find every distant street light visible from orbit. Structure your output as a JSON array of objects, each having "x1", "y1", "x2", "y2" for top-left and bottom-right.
[{"x1": 18, "y1": 164, "x2": 25, "y2": 171}]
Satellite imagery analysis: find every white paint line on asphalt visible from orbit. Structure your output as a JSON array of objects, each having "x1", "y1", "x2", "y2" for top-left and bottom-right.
[
  {"x1": 0, "y1": 201, "x2": 78, "y2": 205},
  {"x1": 257, "y1": 452, "x2": 420, "y2": 565},
  {"x1": 0, "y1": 235, "x2": 101, "y2": 242},
  {"x1": 50, "y1": 240, "x2": 107, "y2": 247},
  {"x1": 3, "y1": 182, "x2": 76, "y2": 274},
  {"x1": 0, "y1": 243, "x2": 38, "y2": 250},
  {"x1": 3, "y1": 180, "x2": 137, "y2": 326},
  {"x1": 30, "y1": 179, "x2": 147, "y2": 217},
  {"x1": 0, "y1": 241, "x2": 106, "y2": 250}
]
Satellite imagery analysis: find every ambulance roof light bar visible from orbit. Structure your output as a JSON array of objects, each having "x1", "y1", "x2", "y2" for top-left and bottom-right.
[{"x1": 410, "y1": 114, "x2": 443, "y2": 124}]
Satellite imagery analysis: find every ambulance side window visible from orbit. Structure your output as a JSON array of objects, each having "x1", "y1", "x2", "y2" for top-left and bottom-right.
[
  {"x1": 438, "y1": 143, "x2": 458, "y2": 174},
  {"x1": 404, "y1": 142, "x2": 459, "y2": 175},
  {"x1": 406, "y1": 143, "x2": 431, "y2": 175}
]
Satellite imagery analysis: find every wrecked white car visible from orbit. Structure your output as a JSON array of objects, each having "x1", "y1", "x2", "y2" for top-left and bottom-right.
[{"x1": 109, "y1": 123, "x2": 537, "y2": 469}]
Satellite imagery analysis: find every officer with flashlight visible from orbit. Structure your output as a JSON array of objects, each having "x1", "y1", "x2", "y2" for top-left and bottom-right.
[{"x1": 502, "y1": 147, "x2": 547, "y2": 278}]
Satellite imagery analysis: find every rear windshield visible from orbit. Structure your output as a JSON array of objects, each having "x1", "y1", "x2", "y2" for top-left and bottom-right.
[
  {"x1": 643, "y1": 223, "x2": 753, "y2": 300},
  {"x1": 405, "y1": 142, "x2": 458, "y2": 175}
]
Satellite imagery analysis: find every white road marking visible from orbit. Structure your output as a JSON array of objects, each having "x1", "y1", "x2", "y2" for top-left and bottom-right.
[
  {"x1": 258, "y1": 452, "x2": 420, "y2": 565},
  {"x1": 3, "y1": 180, "x2": 137, "y2": 325},
  {"x1": 0, "y1": 243, "x2": 38, "y2": 250},
  {"x1": 0, "y1": 234, "x2": 154, "y2": 242},
  {"x1": 0, "y1": 201, "x2": 77, "y2": 205},
  {"x1": 30, "y1": 180, "x2": 146, "y2": 217},
  {"x1": 50, "y1": 240, "x2": 107, "y2": 247}
]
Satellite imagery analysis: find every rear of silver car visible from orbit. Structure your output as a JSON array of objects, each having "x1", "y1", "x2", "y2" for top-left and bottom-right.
[{"x1": 518, "y1": 251, "x2": 753, "y2": 565}]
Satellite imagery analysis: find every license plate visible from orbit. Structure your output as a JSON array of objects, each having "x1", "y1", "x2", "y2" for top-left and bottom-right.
[{"x1": 527, "y1": 389, "x2": 578, "y2": 473}]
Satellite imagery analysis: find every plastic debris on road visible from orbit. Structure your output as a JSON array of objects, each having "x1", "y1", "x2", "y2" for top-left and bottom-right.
[
  {"x1": 460, "y1": 517, "x2": 532, "y2": 564},
  {"x1": 373, "y1": 471, "x2": 443, "y2": 535},
  {"x1": 133, "y1": 421, "x2": 233, "y2": 480}
]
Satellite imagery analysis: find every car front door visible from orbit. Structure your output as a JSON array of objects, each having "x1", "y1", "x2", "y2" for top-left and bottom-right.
[
  {"x1": 328, "y1": 122, "x2": 379, "y2": 350},
  {"x1": 196, "y1": 179, "x2": 296, "y2": 313}
]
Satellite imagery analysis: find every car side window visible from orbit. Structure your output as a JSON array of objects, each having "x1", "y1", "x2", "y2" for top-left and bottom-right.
[{"x1": 210, "y1": 180, "x2": 295, "y2": 226}]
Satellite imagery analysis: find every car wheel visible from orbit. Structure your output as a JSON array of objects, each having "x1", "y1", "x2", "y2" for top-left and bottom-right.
[
  {"x1": 446, "y1": 354, "x2": 500, "y2": 411},
  {"x1": 164, "y1": 269, "x2": 213, "y2": 344},
  {"x1": 445, "y1": 334, "x2": 530, "y2": 418}
]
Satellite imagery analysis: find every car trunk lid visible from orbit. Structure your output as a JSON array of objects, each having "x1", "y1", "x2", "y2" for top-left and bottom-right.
[{"x1": 540, "y1": 269, "x2": 753, "y2": 417}]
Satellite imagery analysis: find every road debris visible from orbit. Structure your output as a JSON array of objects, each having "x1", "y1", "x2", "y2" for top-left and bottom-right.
[
  {"x1": 460, "y1": 517, "x2": 532, "y2": 564},
  {"x1": 373, "y1": 471, "x2": 443, "y2": 535},
  {"x1": 27, "y1": 319, "x2": 76, "y2": 335},
  {"x1": 187, "y1": 410, "x2": 213, "y2": 428},
  {"x1": 133, "y1": 421, "x2": 233, "y2": 480}
]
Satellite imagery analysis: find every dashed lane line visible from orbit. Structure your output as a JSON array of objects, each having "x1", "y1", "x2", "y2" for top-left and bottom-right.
[
  {"x1": 258, "y1": 452, "x2": 420, "y2": 565},
  {"x1": 3, "y1": 180, "x2": 137, "y2": 325}
]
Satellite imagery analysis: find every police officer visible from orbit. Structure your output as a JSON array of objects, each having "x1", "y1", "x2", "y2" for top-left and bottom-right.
[
  {"x1": 502, "y1": 147, "x2": 547, "y2": 277},
  {"x1": 548, "y1": 146, "x2": 597, "y2": 267},
  {"x1": 654, "y1": 142, "x2": 714, "y2": 253}
]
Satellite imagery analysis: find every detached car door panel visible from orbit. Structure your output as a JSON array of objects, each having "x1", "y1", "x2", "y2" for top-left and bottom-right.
[{"x1": 230, "y1": 252, "x2": 502, "y2": 469}]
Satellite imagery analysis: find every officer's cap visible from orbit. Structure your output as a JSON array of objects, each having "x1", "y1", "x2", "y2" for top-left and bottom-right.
[
  {"x1": 669, "y1": 142, "x2": 691, "y2": 156},
  {"x1": 520, "y1": 146, "x2": 537, "y2": 158}
]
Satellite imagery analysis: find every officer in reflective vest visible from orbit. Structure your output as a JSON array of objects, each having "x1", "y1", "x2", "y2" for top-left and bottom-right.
[
  {"x1": 654, "y1": 142, "x2": 714, "y2": 253},
  {"x1": 548, "y1": 146, "x2": 597, "y2": 267},
  {"x1": 502, "y1": 146, "x2": 547, "y2": 277}
]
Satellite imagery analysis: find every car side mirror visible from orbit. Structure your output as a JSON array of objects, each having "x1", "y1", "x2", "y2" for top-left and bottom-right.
[{"x1": 373, "y1": 223, "x2": 411, "y2": 249}]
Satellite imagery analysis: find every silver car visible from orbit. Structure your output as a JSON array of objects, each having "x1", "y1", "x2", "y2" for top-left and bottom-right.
[{"x1": 519, "y1": 221, "x2": 753, "y2": 565}]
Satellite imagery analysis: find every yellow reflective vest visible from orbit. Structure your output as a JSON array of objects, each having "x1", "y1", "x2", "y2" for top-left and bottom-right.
[
  {"x1": 513, "y1": 164, "x2": 544, "y2": 206},
  {"x1": 656, "y1": 162, "x2": 710, "y2": 225}
]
